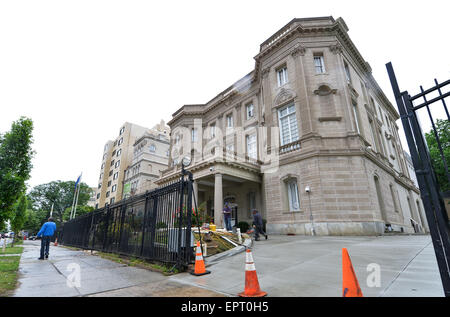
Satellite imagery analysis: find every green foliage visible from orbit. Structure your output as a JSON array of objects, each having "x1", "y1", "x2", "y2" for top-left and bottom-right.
[
  {"x1": 237, "y1": 221, "x2": 250, "y2": 232},
  {"x1": 22, "y1": 208, "x2": 47, "y2": 234},
  {"x1": 28, "y1": 181, "x2": 93, "y2": 225},
  {"x1": 62, "y1": 205, "x2": 94, "y2": 221},
  {"x1": 11, "y1": 195, "x2": 27, "y2": 246},
  {"x1": 156, "y1": 222, "x2": 168, "y2": 229},
  {"x1": 0, "y1": 117, "x2": 34, "y2": 227},
  {"x1": 425, "y1": 119, "x2": 450, "y2": 192}
]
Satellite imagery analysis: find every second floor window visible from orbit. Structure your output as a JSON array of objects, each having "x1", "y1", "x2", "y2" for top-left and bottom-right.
[
  {"x1": 352, "y1": 102, "x2": 361, "y2": 134},
  {"x1": 191, "y1": 128, "x2": 198, "y2": 142},
  {"x1": 314, "y1": 54, "x2": 325, "y2": 74},
  {"x1": 226, "y1": 115, "x2": 233, "y2": 128},
  {"x1": 246, "y1": 103, "x2": 254, "y2": 120},
  {"x1": 344, "y1": 61, "x2": 351, "y2": 83},
  {"x1": 277, "y1": 66, "x2": 288, "y2": 86},
  {"x1": 246, "y1": 134, "x2": 257, "y2": 159},
  {"x1": 278, "y1": 104, "x2": 299, "y2": 146}
]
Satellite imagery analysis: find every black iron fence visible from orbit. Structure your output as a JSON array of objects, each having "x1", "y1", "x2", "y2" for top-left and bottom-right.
[
  {"x1": 387, "y1": 62, "x2": 450, "y2": 297},
  {"x1": 59, "y1": 177, "x2": 195, "y2": 270}
]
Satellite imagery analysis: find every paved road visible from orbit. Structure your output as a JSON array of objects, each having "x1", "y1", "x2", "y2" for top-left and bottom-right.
[
  {"x1": 14, "y1": 235, "x2": 445, "y2": 297},
  {"x1": 170, "y1": 234, "x2": 445, "y2": 297}
]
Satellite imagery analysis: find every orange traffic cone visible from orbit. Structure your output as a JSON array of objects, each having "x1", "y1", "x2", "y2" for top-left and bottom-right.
[
  {"x1": 238, "y1": 249, "x2": 267, "y2": 297},
  {"x1": 342, "y1": 248, "x2": 363, "y2": 297},
  {"x1": 190, "y1": 241, "x2": 210, "y2": 276}
]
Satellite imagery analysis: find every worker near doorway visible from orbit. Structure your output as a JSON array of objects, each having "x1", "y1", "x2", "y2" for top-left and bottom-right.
[{"x1": 223, "y1": 202, "x2": 232, "y2": 231}]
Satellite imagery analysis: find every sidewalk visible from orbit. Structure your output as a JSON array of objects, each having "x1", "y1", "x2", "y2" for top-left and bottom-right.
[
  {"x1": 14, "y1": 240, "x2": 225, "y2": 297},
  {"x1": 169, "y1": 235, "x2": 445, "y2": 297}
]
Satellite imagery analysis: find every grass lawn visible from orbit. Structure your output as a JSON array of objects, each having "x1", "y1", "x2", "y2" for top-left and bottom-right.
[
  {"x1": 0, "y1": 247, "x2": 24, "y2": 255},
  {"x1": 0, "y1": 256, "x2": 21, "y2": 296}
]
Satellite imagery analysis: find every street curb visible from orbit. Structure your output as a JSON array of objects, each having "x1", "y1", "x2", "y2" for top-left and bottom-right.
[{"x1": 206, "y1": 238, "x2": 252, "y2": 265}]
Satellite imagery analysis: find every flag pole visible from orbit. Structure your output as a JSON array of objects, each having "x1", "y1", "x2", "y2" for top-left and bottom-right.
[
  {"x1": 73, "y1": 184, "x2": 81, "y2": 219},
  {"x1": 69, "y1": 186, "x2": 77, "y2": 220}
]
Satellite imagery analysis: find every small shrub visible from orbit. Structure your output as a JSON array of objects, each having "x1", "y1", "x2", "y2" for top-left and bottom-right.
[
  {"x1": 237, "y1": 221, "x2": 250, "y2": 233},
  {"x1": 156, "y1": 222, "x2": 167, "y2": 229}
]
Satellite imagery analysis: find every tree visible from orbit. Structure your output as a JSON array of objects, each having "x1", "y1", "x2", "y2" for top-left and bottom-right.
[
  {"x1": 11, "y1": 195, "x2": 27, "y2": 246},
  {"x1": 62, "y1": 205, "x2": 94, "y2": 221},
  {"x1": 425, "y1": 119, "x2": 450, "y2": 193},
  {"x1": 28, "y1": 181, "x2": 93, "y2": 226},
  {"x1": 0, "y1": 117, "x2": 34, "y2": 227}
]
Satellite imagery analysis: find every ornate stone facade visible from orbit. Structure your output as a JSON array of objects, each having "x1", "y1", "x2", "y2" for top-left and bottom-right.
[{"x1": 156, "y1": 16, "x2": 427, "y2": 235}]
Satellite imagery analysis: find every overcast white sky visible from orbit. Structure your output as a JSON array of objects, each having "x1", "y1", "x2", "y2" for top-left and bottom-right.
[{"x1": 1, "y1": 0, "x2": 449, "y2": 189}]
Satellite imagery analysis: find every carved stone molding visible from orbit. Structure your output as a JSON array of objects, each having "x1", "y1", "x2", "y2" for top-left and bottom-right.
[
  {"x1": 274, "y1": 88, "x2": 297, "y2": 106},
  {"x1": 261, "y1": 67, "x2": 270, "y2": 78},
  {"x1": 329, "y1": 43, "x2": 343, "y2": 55},
  {"x1": 313, "y1": 84, "x2": 337, "y2": 96},
  {"x1": 291, "y1": 44, "x2": 306, "y2": 57}
]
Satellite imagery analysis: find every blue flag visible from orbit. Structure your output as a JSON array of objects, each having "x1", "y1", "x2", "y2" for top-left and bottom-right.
[{"x1": 74, "y1": 173, "x2": 82, "y2": 189}]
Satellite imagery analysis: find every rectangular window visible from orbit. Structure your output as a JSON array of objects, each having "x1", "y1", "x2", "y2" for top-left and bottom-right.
[
  {"x1": 107, "y1": 180, "x2": 111, "y2": 187},
  {"x1": 118, "y1": 138, "x2": 123, "y2": 145},
  {"x1": 113, "y1": 172, "x2": 119, "y2": 180},
  {"x1": 106, "y1": 191, "x2": 110, "y2": 198},
  {"x1": 191, "y1": 128, "x2": 198, "y2": 142},
  {"x1": 115, "y1": 160, "x2": 120, "y2": 168},
  {"x1": 149, "y1": 144, "x2": 156, "y2": 152},
  {"x1": 246, "y1": 103, "x2": 254, "y2": 120},
  {"x1": 352, "y1": 102, "x2": 360, "y2": 134},
  {"x1": 226, "y1": 115, "x2": 233, "y2": 128},
  {"x1": 210, "y1": 124, "x2": 216, "y2": 138},
  {"x1": 344, "y1": 61, "x2": 351, "y2": 83},
  {"x1": 119, "y1": 127, "x2": 125, "y2": 135},
  {"x1": 287, "y1": 180, "x2": 300, "y2": 211},
  {"x1": 117, "y1": 149, "x2": 122, "y2": 156},
  {"x1": 314, "y1": 55, "x2": 326, "y2": 74},
  {"x1": 278, "y1": 104, "x2": 299, "y2": 146},
  {"x1": 110, "y1": 197, "x2": 115, "y2": 204},
  {"x1": 246, "y1": 134, "x2": 257, "y2": 159},
  {"x1": 277, "y1": 66, "x2": 288, "y2": 86},
  {"x1": 112, "y1": 185, "x2": 117, "y2": 192}
]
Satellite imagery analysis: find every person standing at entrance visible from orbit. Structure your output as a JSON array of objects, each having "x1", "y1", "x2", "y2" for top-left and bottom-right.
[
  {"x1": 223, "y1": 202, "x2": 232, "y2": 231},
  {"x1": 37, "y1": 217, "x2": 57, "y2": 260},
  {"x1": 252, "y1": 209, "x2": 267, "y2": 241}
]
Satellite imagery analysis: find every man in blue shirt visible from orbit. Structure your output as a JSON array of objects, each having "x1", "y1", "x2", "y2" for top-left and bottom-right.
[{"x1": 37, "y1": 217, "x2": 57, "y2": 260}]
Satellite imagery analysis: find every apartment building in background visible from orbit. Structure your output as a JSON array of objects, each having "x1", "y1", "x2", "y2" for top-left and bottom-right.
[
  {"x1": 156, "y1": 16, "x2": 428, "y2": 236},
  {"x1": 95, "y1": 122, "x2": 151, "y2": 208},
  {"x1": 123, "y1": 120, "x2": 170, "y2": 198}
]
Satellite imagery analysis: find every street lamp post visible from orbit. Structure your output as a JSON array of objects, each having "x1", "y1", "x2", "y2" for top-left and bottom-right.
[{"x1": 305, "y1": 186, "x2": 315, "y2": 236}]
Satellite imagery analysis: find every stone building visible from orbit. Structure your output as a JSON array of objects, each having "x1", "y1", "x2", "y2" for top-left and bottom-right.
[
  {"x1": 95, "y1": 122, "x2": 151, "y2": 208},
  {"x1": 123, "y1": 120, "x2": 170, "y2": 198},
  {"x1": 156, "y1": 16, "x2": 428, "y2": 235}
]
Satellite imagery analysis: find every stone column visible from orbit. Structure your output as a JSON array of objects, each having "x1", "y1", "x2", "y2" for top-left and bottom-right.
[
  {"x1": 214, "y1": 173, "x2": 223, "y2": 228},
  {"x1": 193, "y1": 179, "x2": 198, "y2": 207}
]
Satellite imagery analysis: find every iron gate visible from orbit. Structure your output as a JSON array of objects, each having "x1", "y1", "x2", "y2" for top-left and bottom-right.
[
  {"x1": 59, "y1": 175, "x2": 194, "y2": 270},
  {"x1": 387, "y1": 62, "x2": 450, "y2": 296}
]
